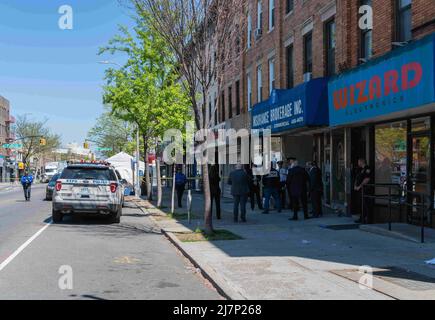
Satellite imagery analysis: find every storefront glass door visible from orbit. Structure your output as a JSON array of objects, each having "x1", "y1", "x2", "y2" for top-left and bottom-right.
[
  {"x1": 408, "y1": 134, "x2": 431, "y2": 224},
  {"x1": 410, "y1": 135, "x2": 430, "y2": 194}
]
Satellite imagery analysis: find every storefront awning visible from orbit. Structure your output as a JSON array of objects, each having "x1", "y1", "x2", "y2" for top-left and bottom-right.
[
  {"x1": 251, "y1": 78, "x2": 329, "y2": 134},
  {"x1": 329, "y1": 34, "x2": 435, "y2": 127}
]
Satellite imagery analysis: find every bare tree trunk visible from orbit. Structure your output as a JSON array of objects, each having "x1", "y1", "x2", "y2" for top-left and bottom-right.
[
  {"x1": 156, "y1": 159, "x2": 162, "y2": 207},
  {"x1": 171, "y1": 165, "x2": 176, "y2": 214},
  {"x1": 142, "y1": 134, "x2": 152, "y2": 200},
  {"x1": 202, "y1": 163, "x2": 213, "y2": 235}
]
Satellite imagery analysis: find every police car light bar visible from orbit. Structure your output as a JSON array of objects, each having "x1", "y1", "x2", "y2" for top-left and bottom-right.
[{"x1": 67, "y1": 160, "x2": 112, "y2": 166}]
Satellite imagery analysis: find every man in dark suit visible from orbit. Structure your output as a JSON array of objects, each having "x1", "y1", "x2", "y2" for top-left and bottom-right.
[
  {"x1": 287, "y1": 159, "x2": 310, "y2": 220},
  {"x1": 245, "y1": 164, "x2": 263, "y2": 211},
  {"x1": 308, "y1": 162, "x2": 323, "y2": 218},
  {"x1": 209, "y1": 164, "x2": 221, "y2": 220},
  {"x1": 228, "y1": 164, "x2": 250, "y2": 223}
]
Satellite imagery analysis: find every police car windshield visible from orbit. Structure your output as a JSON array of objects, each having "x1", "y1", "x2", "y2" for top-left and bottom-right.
[{"x1": 60, "y1": 167, "x2": 116, "y2": 181}]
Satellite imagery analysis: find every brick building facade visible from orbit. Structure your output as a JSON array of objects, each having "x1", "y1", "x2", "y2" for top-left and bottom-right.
[
  {"x1": 213, "y1": 0, "x2": 435, "y2": 216},
  {"x1": 0, "y1": 95, "x2": 12, "y2": 181}
]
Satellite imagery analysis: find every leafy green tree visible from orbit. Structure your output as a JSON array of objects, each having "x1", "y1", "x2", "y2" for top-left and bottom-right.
[
  {"x1": 129, "y1": 0, "x2": 245, "y2": 234},
  {"x1": 99, "y1": 19, "x2": 191, "y2": 200},
  {"x1": 15, "y1": 115, "x2": 61, "y2": 169},
  {"x1": 87, "y1": 109, "x2": 135, "y2": 158}
]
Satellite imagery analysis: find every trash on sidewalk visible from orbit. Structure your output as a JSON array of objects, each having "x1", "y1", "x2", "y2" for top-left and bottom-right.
[{"x1": 425, "y1": 258, "x2": 435, "y2": 265}]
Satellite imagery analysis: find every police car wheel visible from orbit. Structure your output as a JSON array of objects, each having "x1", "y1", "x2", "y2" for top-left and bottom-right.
[
  {"x1": 110, "y1": 207, "x2": 122, "y2": 224},
  {"x1": 52, "y1": 209, "x2": 63, "y2": 223}
]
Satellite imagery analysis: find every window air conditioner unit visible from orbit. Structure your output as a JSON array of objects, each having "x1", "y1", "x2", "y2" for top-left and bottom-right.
[
  {"x1": 255, "y1": 28, "x2": 262, "y2": 39},
  {"x1": 303, "y1": 72, "x2": 312, "y2": 82}
]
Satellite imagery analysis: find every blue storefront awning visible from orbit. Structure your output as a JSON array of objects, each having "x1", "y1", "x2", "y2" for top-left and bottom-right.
[
  {"x1": 329, "y1": 34, "x2": 435, "y2": 127},
  {"x1": 251, "y1": 78, "x2": 329, "y2": 134}
]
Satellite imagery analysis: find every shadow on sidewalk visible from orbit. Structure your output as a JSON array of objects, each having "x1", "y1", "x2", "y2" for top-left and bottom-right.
[{"x1": 143, "y1": 187, "x2": 435, "y2": 290}]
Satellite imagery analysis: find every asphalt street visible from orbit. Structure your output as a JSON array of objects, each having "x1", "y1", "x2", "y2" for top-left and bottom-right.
[{"x1": 0, "y1": 185, "x2": 221, "y2": 300}]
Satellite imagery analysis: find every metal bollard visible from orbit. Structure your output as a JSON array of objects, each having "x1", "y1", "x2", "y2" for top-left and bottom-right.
[{"x1": 187, "y1": 190, "x2": 192, "y2": 224}]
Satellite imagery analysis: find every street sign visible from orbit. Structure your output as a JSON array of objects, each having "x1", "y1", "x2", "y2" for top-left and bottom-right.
[{"x1": 2, "y1": 143, "x2": 23, "y2": 149}]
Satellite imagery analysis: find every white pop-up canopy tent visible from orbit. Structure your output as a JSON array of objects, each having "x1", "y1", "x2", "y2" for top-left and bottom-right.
[{"x1": 106, "y1": 152, "x2": 145, "y2": 185}]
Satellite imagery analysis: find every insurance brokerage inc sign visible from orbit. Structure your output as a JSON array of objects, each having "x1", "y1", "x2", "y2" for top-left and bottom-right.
[
  {"x1": 329, "y1": 35, "x2": 435, "y2": 126},
  {"x1": 252, "y1": 78, "x2": 329, "y2": 134}
]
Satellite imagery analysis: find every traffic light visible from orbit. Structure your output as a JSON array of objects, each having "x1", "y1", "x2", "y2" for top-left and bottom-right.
[
  {"x1": 39, "y1": 138, "x2": 46, "y2": 146},
  {"x1": 84, "y1": 142, "x2": 90, "y2": 149}
]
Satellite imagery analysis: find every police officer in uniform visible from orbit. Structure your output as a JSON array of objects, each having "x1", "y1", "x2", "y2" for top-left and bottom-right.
[{"x1": 354, "y1": 158, "x2": 371, "y2": 223}]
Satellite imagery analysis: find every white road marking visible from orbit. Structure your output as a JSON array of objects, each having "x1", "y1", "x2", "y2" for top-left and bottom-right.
[{"x1": 0, "y1": 221, "x2": 52, "y2": 272}]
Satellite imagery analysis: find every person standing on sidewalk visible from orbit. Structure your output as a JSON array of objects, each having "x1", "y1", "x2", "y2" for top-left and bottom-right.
[
  {"x1": 245, "y1": 164, "x2": 263, "y2": 211},
  {"x1": 262, "y1": 163, "x2": 282, "y2": 214},
  {"x1": 278, "y1": 161, "x2": 288, "y2": 210},
  {"x1": 175, "y1": 167, "x2": 187, "y2": 208},
  {"x1": 354, "y1": 158, "x2": 371, "y2": 223},
  {"x1": 307, "y1": 162, "x2": 323, "y2": 218},
  {"x1": 287, "y1": 159, "x2": 310, "y2": 220},
  {"x1": 21, "y1": 171, "x2": 34, "y2": 201},
  {"x1": 286, "y1": 157, "x2": 296, "y2": 209},
  {"x1": 228, "y1": 164, "x2": 250, "y2": 223},
  {"x1": 209, "y1": 164, "x2": 221, "y2": 220}
]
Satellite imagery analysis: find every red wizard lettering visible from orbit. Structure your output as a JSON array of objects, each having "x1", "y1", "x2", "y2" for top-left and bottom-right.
[{"x1": 333, "y1": 61, "x2": 423, "y2": 111}]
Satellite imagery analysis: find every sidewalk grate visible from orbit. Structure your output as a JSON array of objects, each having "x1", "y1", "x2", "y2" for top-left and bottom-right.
[{"x1": 320, "y1": 224, "x2": 361, "y2": 231}]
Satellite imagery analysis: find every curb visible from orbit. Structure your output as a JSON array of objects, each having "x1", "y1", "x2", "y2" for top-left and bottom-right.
[
  {"x1": 130, "y1": 198, "x2": 246, "y2": 300},
  {"x1": 161, "y1": 229, "x2": 247, "y2": 301},
  {"x1": 359, "y1": 224, "x2": 423, "y2": 243}
]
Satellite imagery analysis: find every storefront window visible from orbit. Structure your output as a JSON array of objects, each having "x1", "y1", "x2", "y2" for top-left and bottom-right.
[
  {"x1": 332, "y1": 130, "x2": 345, "y2": 205},
  {"x1": 412, "y1": 117, "x2": 430, "y2": 132},
  {"x1": 375, "y1": 121, "x2": 407, "y2": 186}
]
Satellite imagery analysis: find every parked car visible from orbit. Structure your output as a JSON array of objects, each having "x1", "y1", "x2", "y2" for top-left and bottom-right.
[
  {"x1": 52, "y1": 161, "x2": 123, "y2": 223},
  {"x1": 45, "y1": 173, "x2": 60, "y2": 201}
]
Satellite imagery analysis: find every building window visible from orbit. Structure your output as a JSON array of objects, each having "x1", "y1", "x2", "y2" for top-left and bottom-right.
[
  {"x1": 286, "y1": 0, "x2": 294, "y2": 14},
  {"x1": 325, "y1": 19, "x2": 336, "y2": 76},
  {"x1": 303, "y1": 32, "x2": 313, "y2": 74},
  {"x1": 247, "y1": 73, "x2": 252, "y2": 111},
  {"x1": 286, "y1": 45, "x2": 294, "y2": 88},
  {"x1": 228, "y1": 86, "x2": 233, "y2": 119},
  {"x1": 236, "y1": 80, "x2": 241, "y2": 115},
  {"x1": 269, "y1": 0, "x2": 275, "y2": 31},
  {"x1": 396, "y1": 0, "x2": 412, "y2": 42},
  {"x1": 257, "y1": 0, "x2": 263, "y2": 32},
  {"x1": 257, "y1": 65, "x2": 263, "y2": 103},
  {"x1": 269, "y1": 58, "x2": 275, "y2": 94},
  {"x1": 247, "y1": 14, "x2": 252, "y2": 49},
  {"x1": 375, "y1": 121, "x2": 407, "y2": 187}
]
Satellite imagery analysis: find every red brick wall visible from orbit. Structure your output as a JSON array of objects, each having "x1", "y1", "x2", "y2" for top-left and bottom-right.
[{"x1": 412, "y1": 0, "x2": 435, "y2": 39}]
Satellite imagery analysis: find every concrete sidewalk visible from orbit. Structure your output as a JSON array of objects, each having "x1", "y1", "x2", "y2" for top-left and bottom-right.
[
  {"x1": 0, "y1": 182, "x2": 20, "y2": 192},
  {"x1": 135, "y1": 189, "x2": 435, "y2": 300}
]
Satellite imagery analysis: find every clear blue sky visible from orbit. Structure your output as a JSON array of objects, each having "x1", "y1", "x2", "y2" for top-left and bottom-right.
[{"x1": 0, "y1": 0, "x2": 134, "y2": 145}]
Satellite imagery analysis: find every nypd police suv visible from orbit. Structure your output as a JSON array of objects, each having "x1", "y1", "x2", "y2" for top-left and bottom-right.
[{"x1": 52, "y1": 161, "x2": 123, "y2": 223}]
